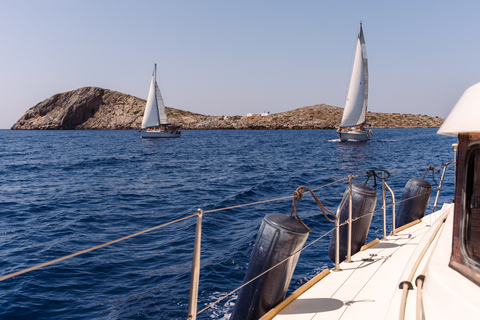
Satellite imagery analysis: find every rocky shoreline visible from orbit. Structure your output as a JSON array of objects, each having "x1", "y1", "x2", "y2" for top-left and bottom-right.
[{"x1": 11, "y1": 87, "x2": 444, "y2": 130}]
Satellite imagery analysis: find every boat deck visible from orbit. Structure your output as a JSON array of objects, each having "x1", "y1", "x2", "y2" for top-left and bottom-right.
[{"x1": 270, "y1": 204, "x2": 453, "y2": 320}]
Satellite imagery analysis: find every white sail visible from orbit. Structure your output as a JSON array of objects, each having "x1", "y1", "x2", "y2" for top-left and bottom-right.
[
  {"x1": 340, "y1": 23, "x2": 368, "y2": 128},
  {"x1": 141, "y1": 75, "x2": 160, "y2": 128},
  {"x1": 140, "y1": 64, "x2": 181, "y2": 139},
  {"x1": 155, "y1": 83, "x2": 170, "y2": 125}
]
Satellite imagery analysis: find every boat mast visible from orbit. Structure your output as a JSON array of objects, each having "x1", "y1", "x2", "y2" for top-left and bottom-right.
[{"x1": 153, "y1": 63, "x2": 161, "y2": 126}]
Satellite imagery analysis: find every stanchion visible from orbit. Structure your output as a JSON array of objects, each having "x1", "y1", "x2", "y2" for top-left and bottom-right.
[
  {"x1": 382, "y1": 171, "x2": 387, "y2": 240},
  {"x1": 188, "y1": 209, "x2": 203, "y2": 320},
  {"x1": 346, "y1": 174, "x2": 353, "y2": 263}
]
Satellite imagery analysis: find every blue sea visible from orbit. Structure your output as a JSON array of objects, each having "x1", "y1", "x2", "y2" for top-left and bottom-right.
[{"x1": 0, "y1": 129, "x2": 457, "y2": 319}]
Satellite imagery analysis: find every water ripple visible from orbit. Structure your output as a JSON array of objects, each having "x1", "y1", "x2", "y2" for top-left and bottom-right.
[{"x1": 0, "y1": 129, "x2": 456, "y2": 319}]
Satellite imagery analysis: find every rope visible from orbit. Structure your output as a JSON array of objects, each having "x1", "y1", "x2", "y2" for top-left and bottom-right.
[
  {"x1": 364, "y1": 169, "x2": 390, "y2": 187},
  {"x1": 0, "y1": 213, "x2": 198, "y2": 282},
  {"x1": 415, "y1": 213, "x2": 448, "y2": 319},
  {"x1": 201, "y1": 196, "x2": 293, "y2": 214},
  {"x1": 291, "y1": 186, "x2": 337, "y2": 228},
  {"x1": 398, "y1": 211, "x2": 449, "y2": 320},
  {"x1": 387, "y1": 166, "x2": 433, "y2": 173},
  {"x1": 422, "y1": 165, "x2": 441, "y2": 185},
  {"x1": 311, "y1": 176, "x2": 351, "y2": 191}
]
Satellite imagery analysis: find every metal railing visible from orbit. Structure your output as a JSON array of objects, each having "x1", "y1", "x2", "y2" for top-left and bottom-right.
[
  {"x1": 187, "y1": 163, "x2": 455, "y2": 315},
  {"x1": 0, "y1": 163, "x2": 455, "y2": 319},
  {"x1": 433, "y1": 162, "x2": 455, "y2": 212}
]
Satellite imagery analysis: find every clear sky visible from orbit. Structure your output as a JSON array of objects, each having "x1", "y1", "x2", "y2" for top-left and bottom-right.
[{"x1": 1, "y1": 0, "x2": 479, "y2": 129}]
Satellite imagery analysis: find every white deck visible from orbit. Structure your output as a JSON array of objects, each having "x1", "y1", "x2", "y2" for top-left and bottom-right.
[{"x1": 271, "y1": 204, "x2": 454, "y2": 320}]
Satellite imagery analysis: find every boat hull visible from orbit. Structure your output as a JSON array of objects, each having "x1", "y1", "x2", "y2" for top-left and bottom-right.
[
  {"x1": 338, "y1": 130, "x2": 371, "y2": 142},
  {"x1": 140, "y1": 130, "x2": 181, "y2": 138}
]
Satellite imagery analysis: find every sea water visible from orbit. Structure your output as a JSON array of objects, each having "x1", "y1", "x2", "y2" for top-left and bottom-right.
[{"x1": 0, "y1": 129, "x2": 457, "y2": 319}]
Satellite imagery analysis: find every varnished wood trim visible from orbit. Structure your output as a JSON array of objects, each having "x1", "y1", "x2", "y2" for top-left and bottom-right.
[
  {"x1": 361, "y1": 238, "x2": 380, "y2": 251},
  {"x1": 390, "y1": 219, "x2": 422, "y2": 235},
  {"x1": 260, "y1": 269, "x2": 331, "y2": 319}
]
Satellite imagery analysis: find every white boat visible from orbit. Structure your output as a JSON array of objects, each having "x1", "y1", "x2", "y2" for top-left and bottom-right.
[
  {"x1": 140, "y1": 64, "x2": 181, "y2": 138},
  {"x1": 337, "y1": 23, "x2": 372, "y2": 142},
  {"x1": 229, "y1": 82, "x2": 478, "y2": 319}
]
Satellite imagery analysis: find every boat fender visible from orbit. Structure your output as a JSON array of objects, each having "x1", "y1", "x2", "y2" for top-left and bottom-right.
[
  {"x1": 230, "y1": 213, "x2": 309, "y2": 320},
  {"x1": 328, "y1": 184, "x2": 377, "y2": 262},
  {"x1": 395, "y1": 178, "x2": 431, "y2": 228}
]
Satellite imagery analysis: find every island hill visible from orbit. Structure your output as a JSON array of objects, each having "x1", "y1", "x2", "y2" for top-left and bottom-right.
[{"x1": 11, "y1": 86, "x2": 444, "y2": 130}]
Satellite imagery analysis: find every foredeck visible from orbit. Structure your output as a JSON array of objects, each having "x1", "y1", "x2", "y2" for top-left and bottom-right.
[{"x1": 269, "y1": 204, "x2": 453, "y2": 320}]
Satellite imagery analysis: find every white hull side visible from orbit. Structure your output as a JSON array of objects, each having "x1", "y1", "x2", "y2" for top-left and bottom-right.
[
  {"x1": 421, "y1": 208, "x2": 480, "y2": 319},
  {"x1": 140, "y1": 130, "x2": 181, "y2": 138},
  {"x1": 338, "y1": 130, "x2": 371, "y2": 142}
]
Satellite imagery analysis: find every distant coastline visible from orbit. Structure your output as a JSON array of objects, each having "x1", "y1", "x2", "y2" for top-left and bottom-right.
[{"x1": 11, "y1": 87, "x2": 444, "y2": 130}]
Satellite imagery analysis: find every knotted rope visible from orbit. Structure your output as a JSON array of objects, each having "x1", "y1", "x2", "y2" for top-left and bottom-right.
[
  {"x1": 365, "y1": 169, "x2": 390, "y2": 187},
  {"x1": 422, "y1": 165, "x2": 441, "y2": 185},
  {"x1": 290, "y1": 186, "x2": 337, "y2": 231}
]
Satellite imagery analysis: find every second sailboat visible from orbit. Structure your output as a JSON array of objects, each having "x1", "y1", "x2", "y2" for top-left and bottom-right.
[{"x1": 337, "y1": 23, "x2": 372, "y2": 142}]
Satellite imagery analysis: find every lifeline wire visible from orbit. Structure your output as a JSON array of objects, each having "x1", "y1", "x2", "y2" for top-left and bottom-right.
[
  {"x1": 1, "y1": 165, "x2": 435, "y2": 282},
  {"x1": 0, "y1": 165, "x2": 442, "y2": 296},
  {"x1": 196, "y1": 221, "x2": 340, "y2": 317},
  {"x1": 196, "y1": 164, "x2": 449, "y2": 315},
  {"x1": 0, "y1": 213, "x2": 197, "y2": 282}
]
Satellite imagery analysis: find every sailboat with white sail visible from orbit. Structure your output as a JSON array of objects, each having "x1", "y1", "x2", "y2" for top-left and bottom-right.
[
  {"x1": 337, "y1": 23, "x2": 372, "y2": 142},
  {"x1": 140, "y1": 64, "x2": 181, "y2": 138}
]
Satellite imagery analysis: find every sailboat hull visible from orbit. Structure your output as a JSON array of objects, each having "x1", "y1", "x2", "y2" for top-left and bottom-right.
[
  {"x1": 338, "y1": 130, "x2": 371, "y2": 142},
  {"x1": 140, "y1": 130, "x2": 181, "y2": 138}
]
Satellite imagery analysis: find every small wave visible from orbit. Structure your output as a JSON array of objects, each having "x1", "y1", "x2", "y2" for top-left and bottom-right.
[{"x1": 376, "y1": 139, "x2": 398, "y2": 142}]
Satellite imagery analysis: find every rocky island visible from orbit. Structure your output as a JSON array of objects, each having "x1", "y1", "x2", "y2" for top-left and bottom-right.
[{"x1": 11, "y1": 87, "x2": 444, "y2": 130}]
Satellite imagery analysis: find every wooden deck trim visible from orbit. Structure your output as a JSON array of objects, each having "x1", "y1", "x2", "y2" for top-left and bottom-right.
[
  {"x1": 260, "y1": 268, "x2": 331, "y2": 320},
  {"x1": 390, "y1": 219, "x2": 422, "y2": 235},
  {"x1": 361, "y1": 238, "x2": 380, "y2": 251}
]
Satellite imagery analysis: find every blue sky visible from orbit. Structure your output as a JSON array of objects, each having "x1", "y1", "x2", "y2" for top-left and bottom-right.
[{"x1": 1, "y1": 0, "x2": 479, "y2": 129}]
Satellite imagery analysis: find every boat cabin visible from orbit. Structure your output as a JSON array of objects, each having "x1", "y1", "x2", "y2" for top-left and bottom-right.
[
  {"x1": 450, "y1": 134, "x2": 480, "y2": 285},
  {"x1": 438, "y1": 82, "x2": 480, "y2": 286}
]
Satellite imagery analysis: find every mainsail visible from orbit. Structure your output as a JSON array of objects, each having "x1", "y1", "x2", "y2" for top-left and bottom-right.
[
  {"x1": 340, "y1": 23, "x2": 368, "y2": 128},
  {"x1": 141, "y1": 64, "x2": 170, "y2": 128},
  {"x1": 155, "y1": 82, "x2": 169, "y2": 125}
]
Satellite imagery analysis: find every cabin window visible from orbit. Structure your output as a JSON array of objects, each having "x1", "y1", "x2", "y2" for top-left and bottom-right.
[{"x1": 462, "y1": 141, "x2": 480, "y2": 268}]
